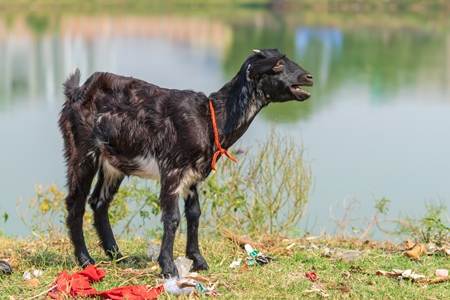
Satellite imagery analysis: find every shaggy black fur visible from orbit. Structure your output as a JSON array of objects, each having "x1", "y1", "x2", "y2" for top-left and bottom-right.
[{"x1": 58, "y1": 48, "x2": 313, "y2": 277}]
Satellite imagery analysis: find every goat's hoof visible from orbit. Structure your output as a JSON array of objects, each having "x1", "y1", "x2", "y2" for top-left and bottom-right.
[
  {"x1": 190, "y1": 254, "x2": 209, "y2": 271},
  {"x1": 109, "y1": 251, "x2": 127, "y2": 264},
  {"x1": 161, "y1": 265, "x2": 179, "y2": 279},
  {"x1": 78, "y1": 253, "x2": 95, "y2": 268},
  {"x1": 193, "y1": 260, "x2": 209, "y2": 271}
]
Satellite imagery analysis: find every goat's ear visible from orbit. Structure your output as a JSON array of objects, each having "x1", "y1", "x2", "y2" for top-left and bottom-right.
[{"x1": 247, "y1": 55, "x2": 285, "y2": 79}]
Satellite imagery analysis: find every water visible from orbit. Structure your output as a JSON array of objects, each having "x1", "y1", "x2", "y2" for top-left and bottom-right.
[{"x1": 0, "y1": 8, "x2": 449, "y2": 239}]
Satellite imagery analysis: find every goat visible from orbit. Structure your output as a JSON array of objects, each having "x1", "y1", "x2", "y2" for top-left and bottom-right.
[{"x1": 58, "y1": 48, "x2": 313, "y2": 278}]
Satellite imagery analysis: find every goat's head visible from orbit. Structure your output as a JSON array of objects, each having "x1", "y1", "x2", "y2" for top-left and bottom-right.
[{"x1": 245, "y1": 48, "x2": 313, "y2": 102}]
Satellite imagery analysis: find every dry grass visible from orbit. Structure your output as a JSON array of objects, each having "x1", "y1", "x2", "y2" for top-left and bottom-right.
[{"x1": 1, "y1": 231, "x2": 449, "y2": 299}]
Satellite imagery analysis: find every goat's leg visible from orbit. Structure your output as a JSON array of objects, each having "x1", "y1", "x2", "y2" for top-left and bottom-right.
[
  {"x1": 185, "y1": 185, "x2": 209, "y2": 271},
  {"x1": 89, "y1": 171, "x2": 125, "y2": 262},
  {"x1": 65, "y1": 158, "x2": 98, "y2": 267},
  {"x1": 158, "y1": 174, "x2": 181, "y2": 278}
]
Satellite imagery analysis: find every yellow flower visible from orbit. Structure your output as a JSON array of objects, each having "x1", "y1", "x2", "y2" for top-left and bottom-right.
[{"x1": 39, "y1": 203, "x2": 51, "y2": 212}]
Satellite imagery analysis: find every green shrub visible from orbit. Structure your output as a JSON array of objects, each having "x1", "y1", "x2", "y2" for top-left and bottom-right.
[{"x1": 201, "y1": 128, "x2": 312, "y2": 236}]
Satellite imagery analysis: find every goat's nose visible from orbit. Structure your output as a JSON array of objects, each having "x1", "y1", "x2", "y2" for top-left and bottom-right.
[{"x1": 301, "y1": 73, "x2": 314, "y2": 85}]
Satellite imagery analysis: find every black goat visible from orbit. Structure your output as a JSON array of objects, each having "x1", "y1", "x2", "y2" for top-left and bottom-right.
[{"x1": 58, "y1": 48, "x2": 313, "y2": 278}]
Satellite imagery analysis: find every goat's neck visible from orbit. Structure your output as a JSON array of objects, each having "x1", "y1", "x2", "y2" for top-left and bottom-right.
[{"x1": 210, "y1": 76, "x2": 266, "y2": 149}]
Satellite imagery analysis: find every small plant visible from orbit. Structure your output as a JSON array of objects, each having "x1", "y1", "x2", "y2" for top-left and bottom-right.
[
  {"x1": 115, "y1": 178, "x2": 160, "y2": 236},
  {"x1": 2, "y1": 212, "x2": 8, "y2": 224},
  {"x1": 420, "y1": 217, "x2": 450, "y2": 245},
  {"x1": 374, "y1": 196, "x2": 390, "y2": 214},
  {"x1": 17, "y1": 183, "x2": 67, "y2": 236},
  {"x1": 201, "y1": 128, "x2": 312, "y2": 236},
  {"x1": 330, "y1": 195, "x2": 402, "y2": 240},
  {"x1": 17, "y1": 180, "x2": 160, "y2": 237},
  {"x1": 0, "y1": 210, "x2": 7, "y2": 237},
  {"x1": 397, "y1": 200, "x2": 449, "y2": 244}
]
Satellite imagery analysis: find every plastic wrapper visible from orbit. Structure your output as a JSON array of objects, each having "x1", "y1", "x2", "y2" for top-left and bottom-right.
[{"x1": 174, "y1": 257, "x2": 193, "y2": 278}]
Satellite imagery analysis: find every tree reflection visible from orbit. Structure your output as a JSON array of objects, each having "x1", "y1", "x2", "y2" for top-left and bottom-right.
[
  {"x1": 0, "y1": 8, "x2": 448, "y2": 118},
  {"x1": 221, "y1": 11, "x2": 449, "y2": 122}
]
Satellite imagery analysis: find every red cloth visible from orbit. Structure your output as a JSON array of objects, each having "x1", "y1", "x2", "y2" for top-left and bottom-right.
[
  {"x1": 49, "y1": 265, "x2": 164, "y2": 299},
  {"x1": 98, "y1": 284, "x2": 165, "y2": 300}
]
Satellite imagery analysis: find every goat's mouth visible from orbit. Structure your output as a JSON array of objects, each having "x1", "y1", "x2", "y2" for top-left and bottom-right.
[{"x1": 291, "y1": 83, "x2": 312, "y2": 101}]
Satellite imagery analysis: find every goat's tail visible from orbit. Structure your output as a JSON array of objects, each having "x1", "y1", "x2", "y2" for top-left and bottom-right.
[
  {"x1": 63, "y1": 68, "x2": 81, "y2": 102},
  {"x1": 59, "y1": 68, "x2": 96, "y2": 187}
]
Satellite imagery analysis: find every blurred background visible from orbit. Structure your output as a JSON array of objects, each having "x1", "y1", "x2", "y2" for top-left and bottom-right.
[{"x1": 0, "y1": 0, "x2": 449, "y2": 238}]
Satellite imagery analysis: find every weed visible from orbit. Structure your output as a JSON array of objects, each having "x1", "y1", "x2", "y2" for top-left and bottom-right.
[
  {"x1": 17, "y1": 183, "x2": 67, "y2": 236},
  {"x1": 0, "y1": 211, "x2": 7, "y2": 237},
  {"x1": 397, "y1": 200, "x2": 449, "y2": 244},
  {"x1": 420, "y1": 217, "x2": 450, "y2": 245},
  {"x1": 201, "y1": 128, "x2": 312, "y2": 236},
  {"x1": 331, "y1": 195, "x2": 404, "y2": 240},
  {"x1": 329, "y1": 195, "x2": 450, "y2": 245}
]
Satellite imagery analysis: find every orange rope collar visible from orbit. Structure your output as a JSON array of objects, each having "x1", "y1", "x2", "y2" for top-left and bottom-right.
[{"x1": 209, "y1": 99, "x2": 237, "y2": 171}]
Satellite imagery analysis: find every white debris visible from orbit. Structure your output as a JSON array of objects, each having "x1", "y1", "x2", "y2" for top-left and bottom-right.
[{"x1": 229, "y1": 258, "x2": 242, "y2": 268}]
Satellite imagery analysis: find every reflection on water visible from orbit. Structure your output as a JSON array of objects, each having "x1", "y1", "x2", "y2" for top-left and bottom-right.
[
  {"x1": 296, "y1": 27, "x2": 343, "y2": 89},
  {"x1": 1, "y1": 9, "x2": 449, "y2": 237},
  {"x1": 0, "y1": 14, "x2": 232, "y2": 110}
]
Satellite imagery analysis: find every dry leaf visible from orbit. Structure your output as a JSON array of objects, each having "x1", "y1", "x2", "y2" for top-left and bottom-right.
[
  {"x1": 187, "y1": 274, "x2": 212, "y2": 284},
  {"x1": 302, "y1": 285, "x2": 330, "y2": 297},
  {"x1": 312, "y1": 285, "x2": 330, "y2": 297},
  {"x1": 219, "y1": 228, "x2": 264, "y2": 250},
  {"x1": 341, "y1": 271, "x2": 351, "y2": 279},
  {"x1": 177, "y1": 281, "x2": 196, "y2": 289},
  {"x1": 404, "y1": 238, "x2": 415, "y2": 249},
  {"x1": 23, "y1": 278, "x2": 40, "y2": 287},
  {"x1": 349, "y1": 265, "x2": 366, "y2": 274},
  {"x1": 8, "y1": 252, "x2": 21, "y2": 269},
  {"x1": 424, "y1": 276, "x2": 450, "y2": 285},
  {"x1": 425, "y1": 242, "x2": 437, "y2": 253},
  {"x1": 376, "y1": 270, "x2": 401, "y2": 278},
  {"x1": 315, "y1": 282, "x2": 328, "y2": 289},
  {"x1": 332, "y1": 283, "x2": 352, "y2": 292},
  {"x1": 241, "y1": 261, "x2": 248, "y2": 273},
  {"x1": 401, "y1": 269, "x2": 425, "y2": 281},
  {"x1": 404, "y1": 243, "x2": 426, "y2": 259},
  {"x1": 376, "y1": 269, "x2": 425, "y2": 281}
]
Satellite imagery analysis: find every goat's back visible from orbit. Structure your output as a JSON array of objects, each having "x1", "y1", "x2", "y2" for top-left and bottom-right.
[{"x1": 59, "y1": 70, "x2": 212, "y2": 176}]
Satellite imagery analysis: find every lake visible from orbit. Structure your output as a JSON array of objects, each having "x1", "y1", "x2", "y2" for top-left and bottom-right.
[{"x1": 0, "y1": 6, "x2": 449, "y2": 239}]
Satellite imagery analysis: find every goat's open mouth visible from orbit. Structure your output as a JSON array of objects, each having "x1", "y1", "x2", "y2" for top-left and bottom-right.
[{"x1": 291, "y1": 83, "x2": 312, "y2": 100}]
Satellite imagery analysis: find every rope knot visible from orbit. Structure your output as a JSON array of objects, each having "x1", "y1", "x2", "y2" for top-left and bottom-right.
[{"x1": 209, "y1": 100, "x2": 238, "y2": 171}]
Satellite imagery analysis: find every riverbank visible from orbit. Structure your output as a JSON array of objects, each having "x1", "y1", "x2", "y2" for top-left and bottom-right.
[{"x1": 1, "y1": 232, "x2": 449, "y2": 298}]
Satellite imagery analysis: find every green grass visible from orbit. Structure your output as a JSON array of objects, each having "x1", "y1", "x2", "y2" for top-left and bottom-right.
[
  {"x1": 1, "y1": 233, "x2": 449, "y2": 299},
  {"x1": 4, "y1": 130, "x2": 449, "y2": 298}
]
